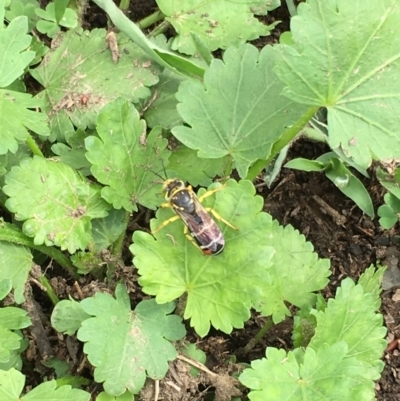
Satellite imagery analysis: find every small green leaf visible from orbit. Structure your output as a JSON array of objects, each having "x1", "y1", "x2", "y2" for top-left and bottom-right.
[
  {"x1": 0, "y1": 89, "x2": 49, "y2": 155},
  {"x1": 4, "y1": 0, "x2": 40, "y2": 32},
  {"x1": 0, "y1": 242, "x2": 33, "y2": 303},
  {"x1": 51, "y1": 298, "x2": 91, "y2": 336},
  {"x1": 172, "y1": 44, "x2": 307, "y2": 178},
  {"x1": 77, "y1": 285, "x2": 186, "y2": 395},
  {"x1": 85, "y1": 99, "x2": 170, "y2": 212},
  {"x1": 3, "y1": 157, "x2": 110, "y2": 253},
  {"x1": 378, "y1": 193, "x2": 400, "y2": 229},
  {"x1": 325, "y1": 158, "x2": 374, "y2": 218},
  {"x1": 0, "y1": 16, "x2": 35, "y2": 87},
  {"x1": 285, "y1": 158, "x2": 327, "y2": 172},
  {"x1": 54, "y1": 0, "x2": 69, "y2": 23}
]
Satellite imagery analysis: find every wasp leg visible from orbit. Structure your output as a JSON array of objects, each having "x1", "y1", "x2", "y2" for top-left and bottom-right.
[
  {"x1": 183, "y1": 225, "x2": 203, "y2": 253},
  {"x1": 205, "y1": 207, "x2": 238, "y2": 230},
  {"x1": 152, "y1": 214, "x2": 181, "y2": 234},
  {"x1": 197, "y1": 185, "x2": 226, "y2": 203}
]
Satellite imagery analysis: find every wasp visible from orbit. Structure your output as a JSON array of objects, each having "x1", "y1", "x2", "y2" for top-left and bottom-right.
[{"x1": 152, "y1": 179, "x2": 237, "y2": 255}]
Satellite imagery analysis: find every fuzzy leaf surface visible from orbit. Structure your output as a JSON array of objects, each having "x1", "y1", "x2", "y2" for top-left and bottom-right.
[
  {"x1": 30, "y1": 28, "x2": 161, "y2": 140},
  {"x1": 85, "y1": 99, "x2": 170, "y2": 212},
  {"x1": 172, "y1": 44, "x2": 307, "y2": 178},
  {"x1": 157, "y1": 0, "x2": 278, "y2": 55},
  {"x1": 239, "y1": 342, "x2": 373, "y2": 401},
  {"x1": 0, "y1": 90, "x2": 49, "y2": 155},
  {"x1": 253, "y1": 223, "x2": 330, "y2": 323},
  {"x1": 309, "y1": 274, "x2": 387, "y2": 376},
  {"x1": 131, "y1": 180, "x2": 275, "y2": 336},
  {"x1": 0, "y1": 242, "x2": 32, "y2": 303},
  {"x1": 275, "y1": 0, "x2": 400, "y2": 168},
  {"x1": 3, "y1": 157, "x2": 109, "y2": 253},
  {"x1": 0, "y1": 368, "x2": 90, "y2": 400},
  {"x1": 77, "y1": 285, "x2": 185, "y2": 396},
  {"x1": 0, "y1": 16, "x2": 35, "y2": 87}
]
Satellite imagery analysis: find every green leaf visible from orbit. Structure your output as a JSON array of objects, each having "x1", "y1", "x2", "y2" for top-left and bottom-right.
[
  {"x1": 324, "y1": 158, "x2": 374, "y2": 217},
  {"x1": 0, "y1": 16, "x2": 35, "y2": 87},
  {"x1": 158, "y1": 0, "x2": 278, "y2": 55},
  {"x1": 51, "y1": 298, "x2": 91, "y2": 336},
  {"x1": 35, "y1": 3, "x2": 77, "y2": 38},
  {"x1": 181, "y1": 343, "x2": 207, "y2": 377},
  {"x1": 96, "y1": 391, "x2": 134, "y2": 401},
  {"x1": 0, "y1": 242, "x2": 33, "y2": 303},
  {"x1": 167, "y1": 145, "x2": 230, "y2": 187},
  {"x1": 172, "y1": 44, "x2": 307, "y2": 178},
  {"x1": 285, "y1": 158, "x2": 327, "y2": 172},
  {"x1": 92, "y1": 0, "x2": 205, "y2": 79},
  {"x1": 85, "y1": 99, "x2": 170, "y2": 212},
  {"x1": 91, "y1": 208, "x2": 127, "y2": 252},
  {"x1": 0, "y1": 89, "x2": 50, "y2": 155},
  {"x1": 253, "y1": 223, "x2": 331, "y2": 323},
  {"x1": 0, "y1": 307, "x2": 30, "y2": 363},
  {"x1": 309, "y1": 274, "x2": 387, "y2": 375},
  {"x1": 0, "y1": 280, "x2": 12, "y2": 300},
  {"x1": 143, "y1": 68, "x2": 185, "y2": 130},
  {"x1": 0, "y1": 368, "x2": 91, "y2": 400},
  {"x1": 275, "y1": 0, "x2": 400, "y2": 169},
  {"x1": 240, "y1": 343, "x2": 374, "y2": 400},
  {"x1": 77, "y1": 285, "x2": 186, "y2": 396},
  {"x1": 4, "y1": 0, "x2": 40, "y2": 32},
  {"x1": 377, "y1": 167, "x2": 400, "y2": 198},
  {"x1": 54, "y1": 0, "x2": 69, "y2": 23},
  {"x1": 30, "y1": 28, "x2": 161, "y2": 140},
  {"x1": 358, "y1": 265, "x2": 386, "y2": 309},
  {"x1": 378, "y1": 193, "x2": 400, "y2": 228},
  {"x1": 131, "y1": 180, "x2": 275, "y2": 336},
  {"x1": 3, "y1": 157, "x2": 110, "y2": 253}
]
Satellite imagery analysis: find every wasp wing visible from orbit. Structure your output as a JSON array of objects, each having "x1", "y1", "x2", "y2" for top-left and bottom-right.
[{"x1": 173, "y1": 197, "x2": 224, "y2": 254}]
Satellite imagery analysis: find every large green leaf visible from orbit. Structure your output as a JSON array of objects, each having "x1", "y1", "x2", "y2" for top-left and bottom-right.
[
  {"x1": 275, "y1": 0, "x2": 400, "y2": 168},
  {"x1": 3, "y1": 157, "x2": 109, "y2": 253},
  {"x1": 172, "y1": 44, "x2": 307, "y2": 178},
  {"x1": 85, "y1": 98, "x2": 170, "y2": 212},
  {"x1": 157, "y1": 0, "x2": 279, "y2": 55},
  {"x1": 30, "y1": 28, "x2": 161, "y2": 140}
]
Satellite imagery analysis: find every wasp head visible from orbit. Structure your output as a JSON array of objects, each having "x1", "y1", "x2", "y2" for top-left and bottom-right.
[{"x1": 163, "y1": 179, "x2": 186, "y2": 200}]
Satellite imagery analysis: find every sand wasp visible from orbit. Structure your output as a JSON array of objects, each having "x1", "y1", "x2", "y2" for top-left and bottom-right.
[{"x1": 152, "y1": 178, "x2": 237, "y2": 255}]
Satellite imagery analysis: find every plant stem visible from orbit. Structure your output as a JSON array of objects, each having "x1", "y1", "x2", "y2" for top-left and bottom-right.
[
  {"x1": 148, "y1": 20, "x2": 170, "y2": 37},
  {"x1": 285, "y1": 0, "x2": 298, "y2": 17},
  {"x1": 55, "y1": 376, "x2": 91, "y2": 387},
  {"x1": 119, "y1": 0, "x2": 130, "y2": 11},
  {"x1": 245, "y1": 106, "x2": 320, "y2": 181},
  {"x1": 38, "y1": 275, "x2": 60, "y2": 305},
  {"x1": 242, "y1": 318, "x2": 274, "y2": 354},
  {"x1": 0, "y1": 222, "x2": 77, "y2": 279},
  {"x1": 26, "y1": 134, "x2": 44, "y2": 157},
  {"x1": 137, "y1": 10, "x2": 165, "y2": 30}
]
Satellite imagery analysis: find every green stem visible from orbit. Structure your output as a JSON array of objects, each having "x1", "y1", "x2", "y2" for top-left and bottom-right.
[
  {"x1": 119, "y1": 0, "x2": 130, "y2": 10},
  {"x1": 148, "y1": 20, "x2": 170, "y2": 37},
  {"x1": 0, "y1": 222, "x2": 77, "y2": 279},
  {"x1": 137, "y1": 10, "x2": 165, "y2": 30},
  {"x1": 38, "y1": 275, "x2": 60, "y2": 305},
  {"x1": 111, "y1": 211, "x2": 130, "y2": 259},
  {"x1": 245, "y1": 106, "x2": 320, "y2": 181},
  {"x1": 243, "y1": 318, "x2": 274, "y2": 354},
  {"x1": 26, "y1": 134, "x2": 44, "y2": 158},
  {"x1": 285, "y1": 0, "x2": 298, "y2": 17}
]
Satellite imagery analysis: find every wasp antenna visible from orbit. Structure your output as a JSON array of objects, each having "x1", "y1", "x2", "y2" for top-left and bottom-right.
[
  {"x1": 161, "y1": 159, "x2": 168, "y2": 179},
  {"x1": 151, "y1": 170, "x2": 166, "y2": 181}
]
